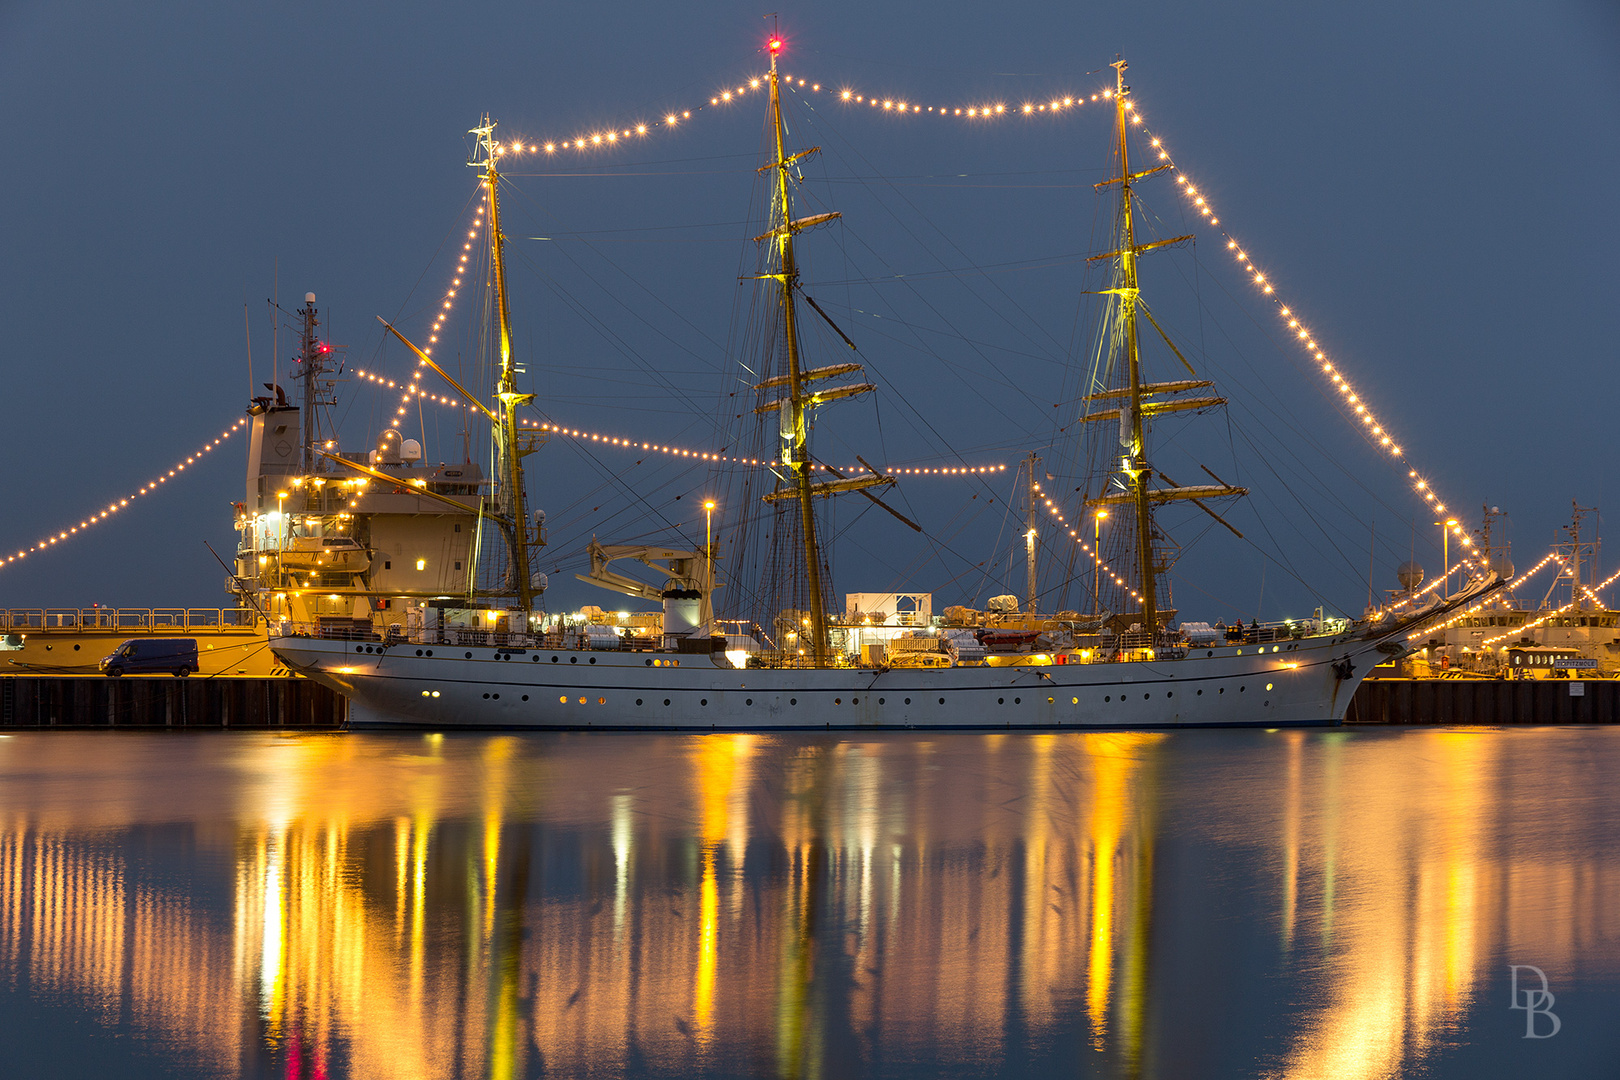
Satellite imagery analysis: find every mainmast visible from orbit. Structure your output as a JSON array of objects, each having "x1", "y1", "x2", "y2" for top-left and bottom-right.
[
  {"x1": 756, "y1": 35, "x2": 888, "y2": 665},
  {"x1": 1111, "y1": 62, "x2": 1158, "y2": 638},
  {"x1": 470, "y1": 118, "x2": 537, "y2": 613}
]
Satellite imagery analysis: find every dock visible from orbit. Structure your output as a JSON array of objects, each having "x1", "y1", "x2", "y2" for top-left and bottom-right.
[
  {"x1": 0, "y1": 676, "x2": 345, "y2": 729},
  {"x1": 1346, "y1": 677, "x2": 1620, "y2": 725}
]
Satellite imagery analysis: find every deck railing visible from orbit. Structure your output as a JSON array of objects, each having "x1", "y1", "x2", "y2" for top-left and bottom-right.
[{"x1": 1, "y1": 608, "x2": 259, "y2": 632}]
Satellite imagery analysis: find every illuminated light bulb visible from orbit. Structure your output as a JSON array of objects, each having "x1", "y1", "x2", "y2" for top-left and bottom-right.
[
  {"x1": 665, "y1": 114, "x2": 677, "y2": 124},
  {"x1": 841, "y1": 90, "x2": 852, "y2": 100},
  {"x1": 544, "y1": 143, "x2": 555, "y2": 153},
  {"x1": 636, "y1": 124, "x2": 647, "y2": 135},
  {"x1": 1023, "y1": 103, "x2": 1034, "y2": 113}
]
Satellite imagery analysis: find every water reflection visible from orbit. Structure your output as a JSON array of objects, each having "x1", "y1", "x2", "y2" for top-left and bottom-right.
[{"x1": 0, "y1": 728, "x2": 1616, "y2": 1078}]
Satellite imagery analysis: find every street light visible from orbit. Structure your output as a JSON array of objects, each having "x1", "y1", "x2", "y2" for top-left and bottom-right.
[
  {"x1": 1436, "y1": 518, "x2": 1459, "y2": 599},
  {"x1": 703, "y1": 499, "x2": 717, "y2": 628},
  {"x1": 1094, "y1": 509, "x2": 1109, "y2": 614}
]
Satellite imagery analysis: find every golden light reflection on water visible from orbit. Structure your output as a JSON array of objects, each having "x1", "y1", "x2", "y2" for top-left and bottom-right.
[{"x1": 0, "y1": 729, "x2": 1615, "y2": 1078}]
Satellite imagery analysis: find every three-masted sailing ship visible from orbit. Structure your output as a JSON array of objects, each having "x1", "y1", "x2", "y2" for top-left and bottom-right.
[{"x1": 267, "y1": 50, "x2": 1498, "y2": 728}]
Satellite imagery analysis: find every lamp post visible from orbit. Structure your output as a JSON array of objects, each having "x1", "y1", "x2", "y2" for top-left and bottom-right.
[
  {"x1": 1437, "y1": 518, "x2": 1459, "y2": 599},
  {"x1": 703, "y1": 499, "x2": 717, "y2": 632},
  {"x1": 1094, "y1": 509, "x2": 1109, "y2": 615}
]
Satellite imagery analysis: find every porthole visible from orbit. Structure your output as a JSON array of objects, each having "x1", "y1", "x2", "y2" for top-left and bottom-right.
[
  {"x1": 552, "y1": 656, "x2": 560, "y2": 663},
  {"x1": 492, "y1": 694, "x2": 500, "y2": 700},
  {"x1": 1240, "y1": 685, "x2": 1246, "y2": 692},
  {"x1": 645, "y1": 659, "x2": 653, "y2": 666},
  {"x1": 1144, "y1": 693, "x2": 1150, "y2": 700},
  {"x1": 1014, "y1": 697, "x2": 1021, "y2": 705},
  {"x1": 465, "y1": 651, "x2": 473, "y2": 659},
  {"x1": 790, "y1": 698, "x2": 797, "y2": 705},
  {"x1": 1167, "y1": 691, "x2": 1173, "y2": 698},
  {"x1": 700, "y1": 699, "x2": 708, "y2": 706},
  {"x1": 1219, "y1": 687, "x2": 1225, "y2": 694},
  {"x1": 1236, "y1": 649, "x2": 1242, "y2": 655},
  {"x1": 416, "y1": 649, "x2": 423, "y2": 657},
  {"x1": 904, "y1": 697, "x2": 911, "y2": 705},
  {"x1": 559, "y1": 695, "x2": 567, "y2": 703},
  {"x1": 521, "y1": 695, "x2": 529, "y2": 701},
  {"x1": 73, "y1": 644, "x2": 80, "y2": 651},
  {"x1": 482, "y1": 693, "x2": 490, "y2": 699},
  {"x1": 746, "y1": 698, "x2": 753, "y2": 705},
  {"x1": 878, "y1": 698, "x2": 885, "y2": 705},
  {"x1": 834, "y1": 698, "x2": 842, "y2": 705},
  {"x1": 1047, "y1": 697, "x2": 1053, "y2": 703},
  {"x1": 664, "y1": 699, "x2": 671, "y2": 706},
  {"x1": 355, "y1": 646, "x2": 364, "y2": 654},
  {"x1": 1266, "y1": 682, "x2": 1274, "y2": 691},
  {"x1": 598, "y1": 697, "x2": 605, "y2": 705},
  {"x1": 570, "y1": 656, "x2": 577, "y2": 664},
  {"x1": 852, "y1": 697, "x2": 859, "y2": 705},
  {"x1": 426, "y1": 650, "x2": 433, "y2": 656},
  {"x1": 938, "y1": 698, "x2": 945, "y2": 705},
  {"x1": 636, "y1": 699, "x2": 643, "y2": 705},
  {"x1": 531, "y1": 655, "x2": 539, "y2": 662},
  {"x1": 1105, "y1": 696, "x2": 1111, "y2": 702},
  {"x1": 578, "y1": 697, "x2": 587, "y2": 704},
  {"x1": 997, "y1": 698, "x2": 1004, "y2": 705},
  {"x1": 589, "y1": 657, "x2": 597, "y2": 665},
  {"x1": 1197, "y1": 689, "x2": 1203, "y2": 695},
  {"x1": 1206, "y1": 650, "x2": 1213, "y2": 657},
  {"x1": 1071, "y1": 697, "x2": 1078, "y2": 704}
]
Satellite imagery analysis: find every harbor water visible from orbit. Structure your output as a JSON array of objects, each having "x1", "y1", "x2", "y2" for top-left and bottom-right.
[{"x1": 0, "y1": 727, "x2": 1615, "y2": 1078}]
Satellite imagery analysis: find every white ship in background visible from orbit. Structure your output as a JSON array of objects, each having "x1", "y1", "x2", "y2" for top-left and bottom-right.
[{"x1": 263, "y1": 51, "x2": 1500, "y2": 728}]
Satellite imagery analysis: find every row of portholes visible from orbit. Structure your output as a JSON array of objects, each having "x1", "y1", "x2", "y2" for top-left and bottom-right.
[
  {"x1": 1218, "y1": 644, "x2": 1298, "y2": 657},
  {"x1": 558, "y1": 695, "x2": 608, "y2": 705},
  {"x1": 1092, "y1": 682, "x2": 1273, "y2": 702}
]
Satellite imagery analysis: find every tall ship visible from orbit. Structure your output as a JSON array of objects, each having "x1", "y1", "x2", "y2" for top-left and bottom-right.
[{"x1": 267, "y1": 50, "x2": 1498, "y2": 728}]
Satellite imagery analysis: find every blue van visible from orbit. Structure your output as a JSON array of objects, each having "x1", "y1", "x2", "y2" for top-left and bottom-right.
[{"x1": 100, "y1": 638, "x2": 199, "y2": 677}]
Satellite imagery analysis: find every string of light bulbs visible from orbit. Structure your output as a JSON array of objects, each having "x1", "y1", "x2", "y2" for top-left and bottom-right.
[
  {"x1": 522, "y1": 418, "x2": 1003, "y2": 476},
  {"x1": 783, "y1": 75, "x2": 1111, "y2": 122},
  {"x1": 1119, "y1": 104, "x2": 1474, "y2": 555},
  {"x1": 1548, "y1": 551, "x2": 1607, "y2": 609},
  {"x1": 1031, "y1": 480, "x2": 1143, "y2": 605},
  {"x1": 1, "y1": 419, "x2": 247, "y2": 571},
  {"x1": 1479, "y1": 564, "x2": 1620, "y2": 648},
  {"x1": 354, "y1": 369, "x2": 461, "y2": 408},
  {"x1": 1408, "y1": 552, "x2": 1557, "y2": 639}
]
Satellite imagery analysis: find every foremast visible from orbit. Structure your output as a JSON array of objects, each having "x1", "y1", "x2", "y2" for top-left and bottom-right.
[
  {"x1": 470, "y1": 118, "x2": 538, "y2": 612},
  {"x1": 757, "y1": 39, "x2": 888, "y2": 664},
  {"x1": 1084, "y1": 60, "x2": 1242, "y2": 639}
]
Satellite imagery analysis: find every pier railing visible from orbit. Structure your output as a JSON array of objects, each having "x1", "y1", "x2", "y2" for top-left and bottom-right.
[{"x1": 1, "y1": 609, "x2": 259, "y2": 632}]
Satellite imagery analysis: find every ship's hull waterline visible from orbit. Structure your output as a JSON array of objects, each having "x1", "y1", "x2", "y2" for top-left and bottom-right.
[{"x1": 273, "y1": 629, "x2": 1395, "y2": 730}]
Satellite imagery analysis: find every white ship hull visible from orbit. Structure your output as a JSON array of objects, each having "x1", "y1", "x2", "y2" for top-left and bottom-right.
[{"x1": 272, "y1": 627, "x2": 1400, "y2": 730}]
